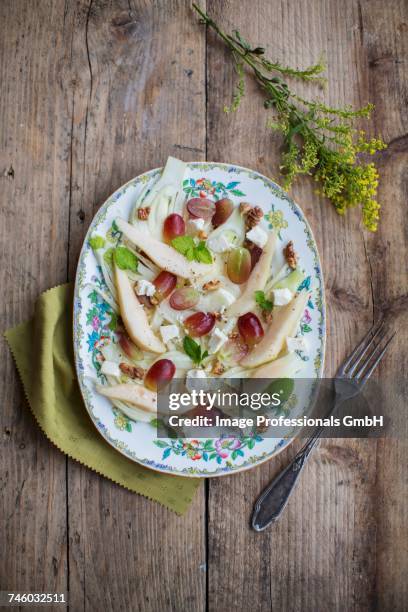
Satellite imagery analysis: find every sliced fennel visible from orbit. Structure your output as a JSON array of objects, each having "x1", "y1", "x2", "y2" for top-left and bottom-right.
[
  {"x1": 129, "y1": 179, "x2": 155, "y2": 225},
  {"x1": 100, "y1": 378, "x2": 151, "y2": 425},
  {"x1": 94, "y1": 250, "x2": 118, "y2": 302},
  {"x1": 264, "y1": 264, "x2": 290, "y2": 294},
  {"x1": 112, "y1": 399, "x2": 153, "y2": 423},
  {"x1": 130, "y1": 157, "x2": 187, "y2": 240},
  {"x1": 206, "y1": 207, "x2": 245, "y2": 246},
  {"x1": 164, "y1": 350, "x2": 194, "y2": 375},
  {"x1": 272, "y1": 268, "x2": 305, "y2": 293}
]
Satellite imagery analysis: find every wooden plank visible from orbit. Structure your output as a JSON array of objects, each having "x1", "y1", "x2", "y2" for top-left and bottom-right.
[
  {"x1": 205, "y1": 0, "x2": 406, "y2": 609},
  {"x1": 0, "y1": 0, "x2": 70, "y2": 605},
  {"x1": 64, "y1": 1, "x2": 207, "y2": 610},
  {"x1": 359, "y1": 1, "x2": 408, "y2": 608}
]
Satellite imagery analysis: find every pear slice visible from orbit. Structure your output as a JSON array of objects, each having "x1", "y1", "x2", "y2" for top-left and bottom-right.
[
  {"x1": 115, "y1": 263, "x2": 166, "y2": 354},
  {"x1": 251, "y1": 352, "x2": 303, "y2": 379},
  {"x1": 227, "y1": 232, "x2": 277, "y2": 317},
  {"x1": 116, "y1": 218, "x2": 213, "y2": 279},
  {"x1": 241, "y1": 291, "x2": 309, "y2": 368},
  {"x1": 96, "y1": 383, "x2": 157, "y2": 414}
]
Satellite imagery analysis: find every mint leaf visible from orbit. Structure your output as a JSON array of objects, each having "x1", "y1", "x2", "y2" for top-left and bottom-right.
[
  {"x1": 195, "y1": 241, "x2": 213, "y2": 264},
  {"x1": 89, "y1": 235, "x2": 105, "y2": 251},
  {"x1": 172, "y1": 235, "x2": 195, "y2": 256},
  {"x1": 171, "y1": 236, "x2": 212, "y2": 264},
  {"x1": 114, "y1": 246, "x2": 138, "y2": 271},
  {"x1": 255, "y1": 290, "x2": 273, "y2": 311},
  {"x1": 185, "y1": 246, "x2": 196, "y2": 261},
  {"x1": 183, "y1": 335, "x2": 207, "y2": 365}
]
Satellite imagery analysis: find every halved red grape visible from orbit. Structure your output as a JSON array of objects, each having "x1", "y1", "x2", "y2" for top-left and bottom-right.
[
  {"x1": 238, "y1": 312, "x2": 264, "y2": 347},
  {"x1": 221, "y1": 337, "x2": 249, "y2": 365},
  {"x1": 145, "y1": 358, "x2": 176, "y2": 391},
  {"x1": 227, "y1": 247, "x2": 251, "y2": 284},
  {"x1": 212, "y1": 198, "x2": 233, "y2": 228},
  {"x1": 187, "y1": 197, "x2": 215, "y2": 220},
  {"x1": 117, "y1": 331, "x2": 140, "y2": 360},
  {"x1": 184, "y1": 312, "x2": 215, "y2": 337},
  {"x1": 249, "y1": 244, "x2": 263, "y2": 270},
  {"x1": 169, "y1": 287, "x2": 200, "y2": 310},
  {"x1": 163, "y1": 213, "x2": 185, "y2": 243},
  {"x1": 153, "y1": 271, "x2": 177, "y2": 300}
]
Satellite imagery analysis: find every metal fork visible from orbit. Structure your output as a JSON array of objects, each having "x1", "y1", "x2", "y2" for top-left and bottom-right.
[{"x1": 252, "y1": 320, "x2": 395, "y2": 532}]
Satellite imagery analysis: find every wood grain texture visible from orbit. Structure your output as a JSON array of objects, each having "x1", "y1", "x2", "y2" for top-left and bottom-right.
[
  {"x1": 360, "y1": 1, "x2": 408, "y2": 609},
  {"x1": 63, "y1": 2, "x2": 206, "y2": 610},
  {"x1": 206, "y1": 0, "x2": 407, "y2": 610},
  {"x1": 0, "y1": 0, "x2": 407, "y2": 610},
  {"x1": 0, "y1": 1, "x2": 70, "y2": 607}
]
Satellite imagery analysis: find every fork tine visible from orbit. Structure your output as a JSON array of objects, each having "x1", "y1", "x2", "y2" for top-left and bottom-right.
[
  {"x1": 339, "y1": 319, "x2": 384, "y2": 375},
  {"x1": 347, "y1": 320, "x2": 387, "y2": 376},
  {"x1": 356, "y1": 331, "x2": 396, "y2": 384}
]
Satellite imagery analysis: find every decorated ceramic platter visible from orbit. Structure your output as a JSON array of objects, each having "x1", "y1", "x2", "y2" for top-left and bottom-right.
[{"x1": 73, "y1": 159, "x2": 325, "y2": 477}]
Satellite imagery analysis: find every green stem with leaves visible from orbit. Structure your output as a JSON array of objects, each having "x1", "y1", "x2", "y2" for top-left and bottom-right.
[{"x1": 193, "y1": 3, "x2": 386, "y2": 231}]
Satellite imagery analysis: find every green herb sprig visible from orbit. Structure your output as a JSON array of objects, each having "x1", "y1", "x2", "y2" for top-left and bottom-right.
[
  {"x1": 89, "y1": 235, "x2": 105, "y2": 251},
  {"x1": 171, "y1": 235, "x2": 213, "y2": 263},
  {"x1": 113, "y1": 246, "x2": 138, "y2": 272},
  {"x1": 193, "y1": 3, "x2": 386, "y2": 231},
  {"x1": 183, "y1": 335, "x2": 209, "y2": 365},
  {"x1": 255, "y1": 290, "x2": 273, "y2": 311}
]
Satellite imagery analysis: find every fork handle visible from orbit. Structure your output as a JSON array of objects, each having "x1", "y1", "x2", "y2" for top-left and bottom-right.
[{"x1": 252, "y1": 428, "x2": 323, "y2": 531}]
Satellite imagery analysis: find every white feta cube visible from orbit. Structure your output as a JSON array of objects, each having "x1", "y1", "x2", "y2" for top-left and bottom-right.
[
  {"x1": 187, "y1": 218, "x2": 205, "y2": 234},
  {"x1": 199, "y1": 288, "x2": 236, "y2": 313},
  {"x1": 286, "y1": 336, "x2": 308, "y2": 353},
  {"x1": 207, "y1": 233, "x2": 235, "y2": 253},
  {"x1": 208, "y1": 327, "x2": 228, "y2": 354},
  {"x1": 160, "y1": 324, "x2": 180, "y2": 345},
  {"x1": 246, "y1": 225, "x2": 268, "y2": 249},
  {"x1": 100, "y1": 360, "x2": 121, "y2": 378},
  {"x1": 214, "y1": 288, "x2": 236, "y2": 312},
  {"x1": 186, "y1": 368, "x2": 207, "y2": 392},
  {"x1": 272, "y1": 287, "x2": 294, "y2": 306},
  {"x1": 135, "y1": 279, "x2": 156, "y2": 297}
]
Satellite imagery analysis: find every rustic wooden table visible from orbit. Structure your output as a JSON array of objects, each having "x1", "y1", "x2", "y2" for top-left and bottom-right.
[{"x1": 1, "y1": 1, "x2": 407, "y2": 610}]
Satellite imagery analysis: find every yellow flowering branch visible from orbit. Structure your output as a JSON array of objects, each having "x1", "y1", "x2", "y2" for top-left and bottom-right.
[{"x1": 193, "y1": 3, "x2": 386, "y2": 231}]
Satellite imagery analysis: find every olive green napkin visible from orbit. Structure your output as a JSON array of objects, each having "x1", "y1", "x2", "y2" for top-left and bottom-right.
[{"x1": 4, "y1": 283, "x2": 201, "y2": 515}]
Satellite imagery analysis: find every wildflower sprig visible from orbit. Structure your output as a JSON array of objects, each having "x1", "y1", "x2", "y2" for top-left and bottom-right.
[{"x1": 193, "y1": 3, "x2": 386, "y2": 230}]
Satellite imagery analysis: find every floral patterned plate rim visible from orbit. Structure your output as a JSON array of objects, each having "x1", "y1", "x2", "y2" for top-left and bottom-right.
[{"x1": 73, "y1": 162, "x2": 326, "y2": 477}]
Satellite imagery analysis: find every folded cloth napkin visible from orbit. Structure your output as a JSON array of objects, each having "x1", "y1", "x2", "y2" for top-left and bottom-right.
[{"x1": 4, "y1": 283, "x2": 201, "y2": 515}]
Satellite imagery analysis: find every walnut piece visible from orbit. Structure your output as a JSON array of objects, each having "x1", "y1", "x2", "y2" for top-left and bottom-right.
[
  {"x1": 284, "y1": 241, "x2": 297, "y2": 269},
  {"x1": 137, "y1": 207, "x2": 150, "y2": 220},
  {"x1": 119, "y1": 363, "x2": 145, "y2": 379},
  {"x1": 212, "y1": 360, "x2": 225, "y2": 375},
  {"x1": 198, "y1": 230, "x2": 208, "y2": 240},
  {"x1": 203, "y1": 279, "x2": 220, "y2": 292},
  {"x1": 240, "y1": 202, "x2": 263, "y2": 229},
  {"x1": 239, "y1": 202, "x2": 252, "y2": 216},
  {"x1": 246, "y1": 205, "x2": 264, "y2": 229},
  {"x1": 211, "y1": 311, "x2": 223, "y2": 321}
]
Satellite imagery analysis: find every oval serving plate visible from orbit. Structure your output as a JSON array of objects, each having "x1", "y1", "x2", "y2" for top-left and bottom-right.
[{"x1": 73, "y1": 162, "x2": 325, "y2": 477}]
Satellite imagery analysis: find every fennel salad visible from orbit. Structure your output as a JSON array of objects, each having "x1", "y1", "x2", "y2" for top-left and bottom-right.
[{"x1": 87, "y1": 157, "x2": 311, "y2": 425}]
